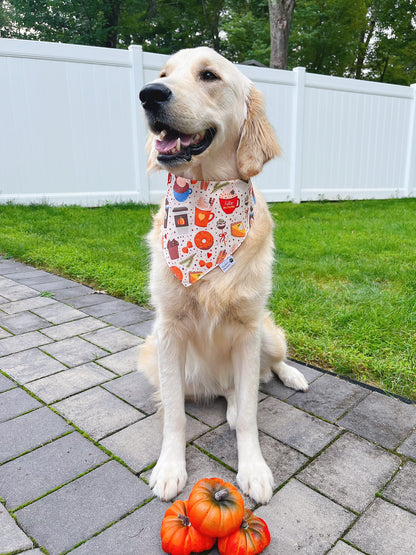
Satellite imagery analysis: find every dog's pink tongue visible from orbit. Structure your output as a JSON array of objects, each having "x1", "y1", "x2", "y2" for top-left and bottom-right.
[{"x1": 155, "y1": 132, "x2": 194, "y2": 154}]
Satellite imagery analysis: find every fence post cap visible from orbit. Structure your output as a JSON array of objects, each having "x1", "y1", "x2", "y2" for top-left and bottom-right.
[{"x1": 128, "y1": 44, "x2": 143, "y2": 53}]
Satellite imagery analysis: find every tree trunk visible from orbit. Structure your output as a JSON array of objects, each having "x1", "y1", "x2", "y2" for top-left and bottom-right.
[
  {"x1": 201, "y1": 0, "x2": 224, "y2": 52},
  {"x1": 104, "y1": 0, "x2": 121, "y2": 48},
  {"x1": 269, "y1": 0, "x2": 296, "y2": 70},
  {"x1": 355, "y1": 20, "x2": 375, "y2": 80}
]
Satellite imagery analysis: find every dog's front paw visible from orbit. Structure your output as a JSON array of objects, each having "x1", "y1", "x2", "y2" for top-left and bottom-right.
[
  {"x1": 237, "y1": 460, "x2": 274, "y2": 504},
  {"x1": 150, "y1": 457, "x2": 187, "y2": 501}
]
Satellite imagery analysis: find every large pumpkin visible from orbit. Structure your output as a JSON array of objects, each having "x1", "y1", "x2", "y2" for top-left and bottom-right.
[
  {"x1": 160, "y1": 499, "x2": 216, "y2": 555},
  {"x1": 217, "y1": 508, "x2": 271, "y2": 555},
  {"x1": 187, "y1": 477, "x2": 245, "y2": 538}
]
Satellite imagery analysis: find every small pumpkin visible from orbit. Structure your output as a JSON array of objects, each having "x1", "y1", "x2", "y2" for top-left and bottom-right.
[
  {"x1": 217, "y1": 508, "x2": 271, "y2": 555},
  {"x1": 187, "y1": 477, "x2": 245, "y2": 538},
  {"x1": 160, "y1": 499, "x2": 216, "y2": 555}
]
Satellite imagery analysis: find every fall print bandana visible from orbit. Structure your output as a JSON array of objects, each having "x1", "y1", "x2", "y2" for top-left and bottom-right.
[{"x1": 162, "y1": 173, "x2": 256, "y2": 287}]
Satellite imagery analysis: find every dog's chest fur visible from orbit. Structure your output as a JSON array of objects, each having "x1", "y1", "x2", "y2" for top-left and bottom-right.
[{"x1": 148, "y1": 186, "x2": 274, "y2": 333}]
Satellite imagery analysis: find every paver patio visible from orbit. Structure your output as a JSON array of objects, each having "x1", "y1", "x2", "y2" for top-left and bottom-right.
[{"x1": 0, "y1": 257, "x2": 415, "y2": 554}]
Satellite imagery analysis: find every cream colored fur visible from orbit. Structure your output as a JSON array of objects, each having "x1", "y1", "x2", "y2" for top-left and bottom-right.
[{"x1": 138, "y1": 46, "x2": 308, "y2": 504}]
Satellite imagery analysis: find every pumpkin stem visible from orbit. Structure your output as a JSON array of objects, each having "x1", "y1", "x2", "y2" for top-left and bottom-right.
[
  {"x1": 214, "y1": 488, "x2": 229, "y2": 501},
  {"x1": 241, "y1": 519, "x2": 249, "y2": 530},
  {"x1": 177, "y1": 513, "x2": 191, "y2": 527}
]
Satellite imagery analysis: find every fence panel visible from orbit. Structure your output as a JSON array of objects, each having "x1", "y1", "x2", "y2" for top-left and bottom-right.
[{"x1": 0, "y1": 38, "x2": 415, "y2": 206}]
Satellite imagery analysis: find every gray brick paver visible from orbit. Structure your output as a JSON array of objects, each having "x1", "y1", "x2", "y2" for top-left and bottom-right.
[
  {"x1": 97, "y1": 345, "x2": 143, "y2": 375},
  {"x1": 257, "y1": 396, "x2": 341, "y2": 456},
  {"x1": 82, "y1": 326, "x2": 142, "y2": 353},
  {"x1": 53, "y1": 386, "x2": 143, "y2": 440},
  {"x1": 41, "y1": 336, "x2": 108, "y2": 366},
  {"x1": 0, "y1": 311, "x2": 52, "y2": 334},
  {"x1": 0, "y1": 348, "x2": 67, "y2": 383},
  {"x1": 185, "y1": 396, "x2": 227, "y2": 427},
  {"x1": 14, "y1": 460, "x2": 151, "y2": 555},
  {"x1": 0, "y1": 502, "x2": 33, "y2": 553},
  {"x1": 397, "y1": 429, "x2": 416, "y2": 459},
  {"x1": 40, "y1": 315, "x2": 108, "y2": 340},
  {"x1": 0, "y1": 330, "x2": 52, "y2": 357},
  {"x1": 0, "y1": 326, "x2": 12, "y2": 338},
  {"x1": 345, "y1": 498, "x2": 416, "y2": 554},
  {"x1": 0, "y1": 432, "x2": 109, "y2": 509},
  {"x1": 0, "y1": 387, "x2": 41, "y2": 423},
  {"x1": 0, "y1": 372, "x2": 15, "y2": 392},
  {"x1": 9, "y1": 273, "x2": 72, "y2": 287},
  {"x1": 381, "y1": 460, "x2": 416, "y2": 513},
  {"x1": 101, "y1": 413, "x2": 208, "y2": 472},
  {"x1": 79, "y1": 298, "x2": 136, "y2": 318},
  {"x1": 26, "y1": 362, "x2": 115, "y2": 403},
  {"x1": 0, "y1": 283, "x2": 39, "y2": 301},
  {"x1": 0, "y1": 296, "x2": 57, "y2": 315},
  {"x1": 66, "y1": 293, "x2": 116, "y2": 309},
  {"x1": 51, "y1": 284, "x2": 95, "y2": 300},
  {"x1": 0, "y1": 407, "x2": 71, "y2": 463},
  {"x1": 338, "y1": 391, "x2": 416, "y2": 449},
  {"x1": 123, "y1": 319, "x2": 154, "y2": 337},
  {"x1": 28, "y1": 278, "x2": 85, "y2": 292},
  {"x1": 31, "y1": 303, "x2": 87, "y2": 324},
  {"x1": 328, "y1": 542, "x2": 363, "y2": 554},
  {"x1": 256, "y1": 479, "x2": 354, "y2": 554},
  {"x1": 100, "y1": 306, "x2": 154, "y2": 327},
  {"x1": 195, "y1": 423, "x2": 308, "y2": 481},
  {"x1": 102, "y1": 371, "x2": 158, "y2": 414},
  {"x1": 287, "y1": 373, "x2": 370, "y2": 422},
  {"x1": 69, "y1": 499, "x2": 166, "y2": 555},
  {"x1": 297, "y1": 432, "x2": 400, "y2": 512}
]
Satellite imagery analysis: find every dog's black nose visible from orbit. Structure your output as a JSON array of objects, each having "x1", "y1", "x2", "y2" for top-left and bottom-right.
[{"x1": 139, "y1": 83, "x2": 172, "y2": 110}]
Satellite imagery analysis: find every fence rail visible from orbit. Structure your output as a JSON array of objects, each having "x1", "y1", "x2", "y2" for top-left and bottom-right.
[{"x1": 1, "y1": 38, "x2": 415, "y2": 206}]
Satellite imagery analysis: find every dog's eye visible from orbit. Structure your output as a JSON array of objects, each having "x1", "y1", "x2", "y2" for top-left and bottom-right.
[
  {"x1": 200, "y1": 70, "x2": 219, "y2": 82},
  {"x1": 159, "y1": 72, "x2": 167, "y2": 78}
]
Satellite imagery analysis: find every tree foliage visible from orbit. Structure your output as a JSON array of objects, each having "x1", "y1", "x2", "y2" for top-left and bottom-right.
[{"x1": 1, "y1": 0, "x2": 415, "y2": 84}]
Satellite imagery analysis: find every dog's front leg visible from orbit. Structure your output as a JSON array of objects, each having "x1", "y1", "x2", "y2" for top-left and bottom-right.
[
  {"x1": 232, "y1": 328, "x2": 274, "y2": 504},
  {"x1": 149, "y1": 324, "x2": 187, "y2": 501}
]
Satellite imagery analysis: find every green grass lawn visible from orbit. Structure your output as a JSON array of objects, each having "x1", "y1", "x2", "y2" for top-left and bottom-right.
[{"x1": 1, "y1": 198, "x2": 415, "y2": 400}]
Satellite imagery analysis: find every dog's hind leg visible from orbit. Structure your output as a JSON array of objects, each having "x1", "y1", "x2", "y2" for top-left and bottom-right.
[
  {"x1": 137, "y1": 333, "x2": 160, "y2": 389},
  {"x1": 260, "y1": 312, "x2": 308, "y2": 391},
  {"x1": 225, "y1": 389, "x2": 237, "y2": 430}
]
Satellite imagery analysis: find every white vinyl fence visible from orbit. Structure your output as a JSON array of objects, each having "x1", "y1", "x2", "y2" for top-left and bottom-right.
[{"x1": 1, "y1": 37, "x2": 415, "y2": 205}]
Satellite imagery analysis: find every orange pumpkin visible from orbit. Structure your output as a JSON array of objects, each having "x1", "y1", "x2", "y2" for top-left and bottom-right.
[
  {"x1": 187, "y1": 477, "x2": 245, "y2": 538},
  {"x1": 160, "y1": 499, "x2": 216, "y2": 555},
  {"x1": 217, "y1": 508, "x2": 271, "y2": 555}
]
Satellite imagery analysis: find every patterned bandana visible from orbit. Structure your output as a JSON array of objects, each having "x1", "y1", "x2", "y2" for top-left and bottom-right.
[{"x1": 162, "y1": 173, "x2": 255, "y2": 287}]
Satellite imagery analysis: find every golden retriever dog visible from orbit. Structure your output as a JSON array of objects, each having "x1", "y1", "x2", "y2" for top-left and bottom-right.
[{"x1": 138, "y1": 46, "x2": 308, "y2": 504}]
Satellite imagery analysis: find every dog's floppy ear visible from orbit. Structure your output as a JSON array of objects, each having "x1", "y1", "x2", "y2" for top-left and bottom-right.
[{"x1": 237, "y1": 86, "x2": 281, "y2": 179}]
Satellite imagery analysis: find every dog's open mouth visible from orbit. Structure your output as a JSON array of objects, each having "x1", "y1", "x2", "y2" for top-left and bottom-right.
[{"x1": 155, "y1": 127, "x2": 216, "y2": 163}]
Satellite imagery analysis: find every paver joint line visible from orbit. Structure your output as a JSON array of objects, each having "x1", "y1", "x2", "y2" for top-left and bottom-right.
[{"x1": 1, "y1": 257, "x2": 416, "y2": 554}]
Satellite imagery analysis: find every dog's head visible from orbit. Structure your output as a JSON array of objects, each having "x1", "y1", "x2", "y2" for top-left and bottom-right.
[{"x1": 139, "y1": 47, "x2": 280, "y2": 181}]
